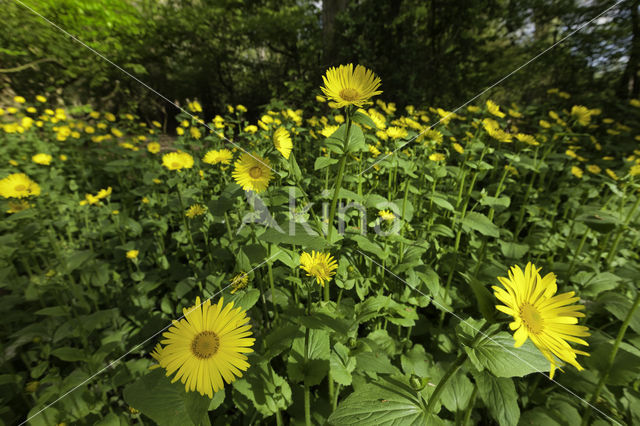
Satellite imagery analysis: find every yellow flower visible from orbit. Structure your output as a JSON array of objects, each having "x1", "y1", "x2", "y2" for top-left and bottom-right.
[
  {"x1": 452, "y1": 142, "x2": 464, "y2": 154},
  {"x1": 111, "y1": 128, "x2": 123, "y2": 138},
  {"x1": 493, "y1": 262, "x2": 589, "y2": 379},
  {"x1": 236, "y1": 104, "x2": 247, "y2": 113},
  {"x1": 7, "y1": 199, "x2": 32, "y2": 213},
  {"x1": 162, "y1": 151, "x2": 194, "y2": 171},
  {"x1": 155, "y1": 296, "x2": 255, "y2": 397},
  {"x1": 126, "y1": 250, "x2": 139, "y2": 259},
  {"x1": 142, "y1": 197, "x2": 150, "y2": 204},
  {"x1": 189, "y1": 100, "x2": 203, "y2": 113},
  {"x1": 14, "y1": 96, "x2": 26, "y2": 104},
  {"x1": 232, "y1": 153, "x2": 273, "y2": 193},
  {"x1": 629, "y1": 164, "x2": 640, "y2": 176},
  {"x1": 36, "y1": 95, "x2": 47, "y2": 103},
  {"x1": 273, "y1": 127, "x2": 293, "y2": 159},
  {"x1": 230, "y1": 273, "x2": 249, "y2": 294},
  {"x1": 386, "y1": 126, "x2": 408, "y2": 139},
  {"x1": 320, "y1": 64, "x2": 382, "y2": 109},
  {"x1": 604, "y1": 169, "x2": 618, "y2": 180},
  {"x1": 316, "y1": 95, "x2": 326, "y2": 103},
  {"x1": 630, "y1": 99, "x2": 640, "y2": 108},
  {"x1": 571, "y1": 106, "x2": 592, "y2": 126},
  {"x1": 203, "y1": 149, "x2": 233, "y2": 165},
  {"x1": 112, "y1": 210, "x2": 120, "y2": 215},
  {"x1": 334, "y1": 114, "x2": 345, "y2": 124},
  {"x1": 96, "y1": 187, "x2": 112, "y2": 199},
  {"x1": 515, "y1": 133, "x2": 539, "y2": 146},
  {"x1": 320, "y1": 125, "x2": 340, "y2": 138},
  {"x1": 299, "y1": 251, "x2": 338, "y2": 287},
  {"x1": 244, "y1": 125, "x2": 258, "y2": 134},
  {"x1": 378, "y1": 210, "x2": 395, "y2": 221},
  {"x1": 508, "y1": 108, "x2": 522, "y2": 118},
  {"x1": 32, "y1": 153, "x2": 52, "y2": 166},
  {"x1": 176, "y1": 127, "x2": 185, "y2": 136},
  {"x1": 147, "y1": 142, "x2": 161, "y2": 154},
  {"x1": 587, "y1": 164, "x2": 601, "y2": 174},
  {"x1": 558, "y1": 91, "x2": 570, "y2": 99},
  {"x1": 368, "y1": 144, "x2": 381, "y2": 157},
  {"x1": 483, "y1": 118, "x2": 512, "y2": 143},
  {"x1": 467, "y1": 105, "x2": 480, "y2": 113},
  {"x1": 85, "y1": 126, "x2": 95, "y2": 134},
  {"x1": 26, "y1": 107, "x2": 37, "y2": 114},
  {"x1": 571, "y1": 166, "x2": 583, "y2": 178},
  {"x1": 429, "y1": 153, "x2": 446, "y2": 162},
  {"x1": 105, "y1": 112, "x2": 116, "y2": 122},
  {"x1": 186, "y1": 204, "x2": 207, "y2": 218},
  {"x1": 539, "y1": 120, "x2": 551, "y2": 129},
  {"x1": 486, "y1": 100, "x2": 505, "y2": 118},
  {"x1": 190, "y1": 127, "x2": 202, "y2": 139}
]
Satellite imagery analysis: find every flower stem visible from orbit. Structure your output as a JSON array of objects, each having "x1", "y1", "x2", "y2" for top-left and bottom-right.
[
  {"x1": 426, "y1": 353, "x2": 467, "y2": 414},
  {"x1": 304, "y1": 284, "x2": 312, "y2": 426},
  {"x1": 605, "y1": 194, "x2": 640, "y2": 270},
  {"x1": 580, "y1": 292, "x2": 640, "y2": 426}
]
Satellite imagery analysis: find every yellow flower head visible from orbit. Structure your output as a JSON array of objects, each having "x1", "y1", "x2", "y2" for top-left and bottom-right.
[
  {"x1": 452, "y1": 142, "x2": 465, "y2": 154},
  {"x1": 320, "y1": 125, "x2": 340, "y2": 138},
  {"x1": 14, "y1": 96, "x2": 26, "y2": 104},
  {"x1": 126, "y1": 250, "x2": 139, "y2": 259},
  {"x1": 162, "y1": 151, "x2": 194, "y2": 171},
  {"x1": 605, "y1": 169, "x2": 619, "y2": 181},
  {"x1": 232, "y1": 153, "x2": 273, "y2": 193},
  {"x1": 155, "y1": 296, "x2": 255, "y2": 397},
  {"x1": 273, "y1": 127, "x2": 293, "y2": 159},
  {"x1": 429, "y1": 153, "x2": 446, "y2": 162},
  {"x1": 378, "y1": 210, "x2": 395, "y2": 221},
  {"x1": 7, "y1": 199, "x2": 32, "y2": 213},
  {"x1": 203, "y1": 149, "x2": 233, "y2": 165},
  {"x1": 630, "y1": 164, "x2": 640, "y2": 177},
  {"x1": 0, "y1": 173, "x2": 41, "y2": 198},
  {"x1": 186, "y1": 204, "x2": 207, "y2": 218},
  {"x1": 386, "y1": 126, "x2": 408, "y2": 139},
  {"x1": 493, "y1": 262, "x2": 589, "y2": 379},
  {"x1": 320, "y1": 64, "x2": 382, "y2": 109},
  {"x1": 571, "y1": 166, "x2": 583, "y2": 178},
  {"x1": 486, "y1": 100, "x2": 505, "y2": 118},
  {"x1": 32, "y1": 153, "x2": 52, "y2": 166},
  {"x1": 36, "y1": 95, "x2": 47, "y2": 103},
  {"x1": 515, "y1": 133, "x2": 539, "y2": 146},
  {"x1": 147, "y1": 142, "x2": 161, "y2": 154},
  {"x1": 571, "y1": 106, "x2": 592, "y2": 126},
  {"x1": 586, "y1": 164, "x2": 601, "y2": 174},
  {"x1": 96, "y1": 187, "x2": 112, "y2": 199},
  {"x1": 299, "y1": 251, "x2": 338, "y2": 287},
  {"x1": 230, "y1": 273, "x2": 249, "y2": 294}
]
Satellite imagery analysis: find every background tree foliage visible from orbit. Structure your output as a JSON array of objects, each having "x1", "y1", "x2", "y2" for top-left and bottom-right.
[{"x1": 1, "y1": 0, "x2": 638, "y2": 120}]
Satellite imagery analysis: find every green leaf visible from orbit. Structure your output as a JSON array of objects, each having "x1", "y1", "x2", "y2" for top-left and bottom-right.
[
  {"x1": 499, "y1": 241, "x2": 529, "y2": 259},
  {"x1": 330, "y1": 342, "x2": 356, "y2": 386},
  {"x1": 441, "y1": 371, "x2": 474, "y2": 413},
  {"x1": 474, "y1": 371, "x2": 519, "y2": 426},
  {"x1": 227, "y1": 289, "x2": 260, "y2": 311},
  {"x1": 465, "y1": 332, "x2": 549, "y2": 377},
  {"x1": 598, "y1": 292, "x2": 640, "y2": 334},
  {"x1": 51, "y1": 347, "x2": 85, "y2": 362},
  {"x1": 259, "y1": 223, "x2": 329, "y2": 250},
  {"x1": 351, "y1": 234, "x2": 388, "y2": 260},
  {"x1": 232, "y1": 362, "x2": 292, "y2": 417},
  {"x1": 355, "y1": 351, "x2": 402, "y2": 377},
  {"x1": 329, "y1": 378, "x2": 435, "y2": 425},
  {"x1": 315, "y1": 156, "x2": 339, "y2": 170},
  {"x1": 65, "y1": 250, "x2": 95, "y2": 273},
  {"x1": 573, "y1": 271, "x2": 620, "y2": 297},
  {"x1": 287, "y1": 329, "x2": 330, "y2": 386},
  {"x1": 123, "y1": 369, "x2": 210, "y2": 426},
  {"x1": 351, "y1": 111, "x2": 377, "y2": 129},
  {"x1": 401, "y1": 344, "x2": 431, "y2": 378},
  {"x1": 208, "y1": 388, "x2": 225, "y2": 411},
  {"x1": 461, "y1": 212, "x2": 500, "y2": 238}
]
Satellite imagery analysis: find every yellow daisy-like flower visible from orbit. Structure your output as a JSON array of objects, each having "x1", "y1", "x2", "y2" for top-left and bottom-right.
[
  {"x1": 203, "y1": 149, "x2": 233, "y2": 165},
  {"x1": 486, "y1": 100, "x2": 505, "y2": 118},
  {"x1": 320, "y1": 64, "x2": 382, "y2": 109},
  {"x1": 630, "y1": 164, "x2": 640, "y2": 177},
  {"x1": 386, "y1": 126, "x2": 408, "y2": 139},
  {"x1": 0, "y1": 173, "x2": 41, "y2": 198},
  {"x1": 571, "y1": 105, "x2": 592, "y2": 126},
  {"x1": 156, "y1": 296, "x2": 255, "y2": 398},
  {"x1": 587, "y1": 164, "x2": 601, "y2": 174},
  {"x1": 232, "y1": 153, "x2": 273, "y2": 193},
  {"x1": 147, "y1": 142, "x2": 161, "y2": 154},
  {"x1": 299, "y1": 251, "x2": 338, "y2": 287},
  {"x1": 571, "y1": 166, "x2": 584, "y2": 178},
  {"x1": 7, "y1": 199, "x2": 32, "y2": 213},
  {"x1": 96, "y1": 187, "x2": 112, "y2": 199},
  {"x1": 605, "y1": 168, "x2": 619, "y2": 181},
  {"x1": 14, "y1": 96, "x2": 26, "y2": 104},
  {"x1": 230, "y1": 273, "x2": 249, "y2": 294},
  {"x1": 36, "y1": 95, "x2": 47, "y2": 103},
  {"x1": 368, "y1": 144, "x2": 381, "y2": 157},
  {"x1": 320, "y1": 125, "x2": 340, "y2": 138},
  {"x1": 429, "y1": 153, "x2": 446, "y2": 162},
  {"x1": 452, "y1": 142, "x2": 465, "y2": 154},
  {"x1": 32, "y1": 153, "x2": 52, "y2": 166},
  {"x1": 126, "y1": 250, "x2": 139, "y2": 259},
  {"x1": 378, "y1": 210, "x2": 395, "y2": 221},
  {"x1": 273, "y1": 127, "x2": 293, "y2": 159},
  {"x1": 186, "y1": 204, "x2": 207, "y2": 218},
  {"x1": 515, "y1": 133, "x2": 539, "y2": 146},
  {"x1": 162, "y1": 151, "x2": 194, "y2": 171},
  {"x1": 493, "y1": 263, "x2": 589, "y2": 379}
]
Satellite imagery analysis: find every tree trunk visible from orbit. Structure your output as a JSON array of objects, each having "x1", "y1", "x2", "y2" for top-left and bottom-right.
[
  {"x1": 618, "y1": 0, "x2": 640, "y2": 99},
  {"x1": 322, "y1": 0, "x2": 349, "y2": 66}
]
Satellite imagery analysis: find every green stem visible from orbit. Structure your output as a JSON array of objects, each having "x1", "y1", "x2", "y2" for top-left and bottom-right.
[
  {"x1": 426, "y1": 354, "x2": 467, "y2": 414},
  {"x1": 567, "y1": 230, "x2": 589, "y2": 276},
  {"x1": 267, "y1": 244, "x2": 278, "y2": 320},
  {"x1": 462, "y1": 386, "x2": 477, "y2": 425},
  {"x1": 605, "y1": 195, "x2": 640, "y2": 269},
  {"x1": 580, "y1": 292, "x2": 640, "y2": 426},
  {"x1": 304, "y1": 284, "x2": 312, "y2": 426}
]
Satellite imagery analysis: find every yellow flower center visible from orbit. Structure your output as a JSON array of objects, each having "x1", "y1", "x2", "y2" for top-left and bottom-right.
[
  {"x1": 171, "y1": 161, "x2": 180, "y2": 169},
  {"x1": 520, "y1": 303, "x2": 544, "y2": 335},
  {"x1": 339, "y1": 88, "x2": 360, "y2": 102},
  {"x1": 14, "y1": 184, "x2": 26, "y2": 192},
  {"x1": 191, "y1": 331, "x2": 220, "y2": 359},
  {"x1": 249, "y1": 166, "x2": 263, "y2": 179},
  {"x1": 309, "y1": 264, "x2": 329, "y2": 279}
]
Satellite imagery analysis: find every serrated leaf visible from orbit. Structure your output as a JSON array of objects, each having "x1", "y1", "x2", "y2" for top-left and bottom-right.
[
  {"x1": 287, "y1": 329, "x2": 330, "y2": 386},
  {"x1": 314, "y1": 156, "x2": 339, "y2": 170},
  {"x1": 474, "y1": 371, "x2": 519, "y2": 426},
  {"x1": 330, "y1": 342, "x2": 356, "y2": 386},
  {"x1": 462, "y1": 212, "x2": 500, "y2": 238}
]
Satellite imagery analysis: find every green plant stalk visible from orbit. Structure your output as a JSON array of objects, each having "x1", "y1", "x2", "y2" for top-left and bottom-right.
[
  {"x1": 580, "y1": 292, "x2": 640, "y2": 426},
  {"x1": 332, "y1": 383, "x2": 342, "y2": 411},
  {"x1": 426, "y1": 353, "x2": 467, "y2": 414},
  {"x1": 513, "y1": 172, "x2": 537, "y2": 240},
  {"x1": 398, "y1": 178, "x2": 411, "y2": 263},
  {"x1": 223, "y1": 211, "x2": 234, "y2": 242},
  {"x1": 267, "y1": 245, "x2": 278, "y2": 320},
  {"x1": 325, "y1": 108, "x2": 353, "y2": 300},
  {"x1": 176, "y1": 184, "x2": 198, "y2": 262},
  {"x1": 461, "y1": 386, "x2": 477, "y2": 425},
  {"x1": 567, "y1": 230, "x2": 589, "y2": 276},
  {"x1": 605, "y1": 195, "x2": 640, "y2": 269},
  {"x1": 303, "y1": 284, "x2": 312, "y2": 426}
]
